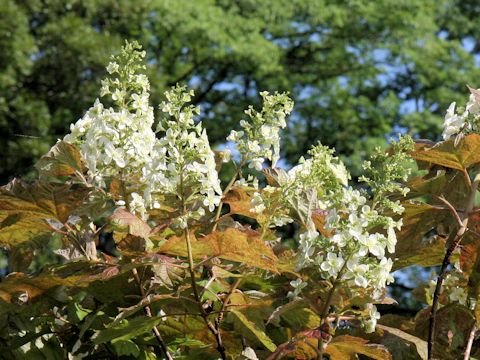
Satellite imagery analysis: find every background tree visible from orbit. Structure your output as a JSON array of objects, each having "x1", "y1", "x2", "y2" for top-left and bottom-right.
[{"x1": 2, "y1": 0, "x2": 480, "y2": 183}]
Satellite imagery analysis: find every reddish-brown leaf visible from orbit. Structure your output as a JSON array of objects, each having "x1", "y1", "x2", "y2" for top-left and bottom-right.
[
  {"x1": 326, "y1": 335, "x2": 392, "y2": 360},
  {"x1": 223, "y1": 186, "x2": 257, "y2": 219},
  {"x1": 155, "y1": 227, "x2": 278, "y2": 273},
  {"x1": 411, "y1": 134, "x2": 480, "y2": 171}
]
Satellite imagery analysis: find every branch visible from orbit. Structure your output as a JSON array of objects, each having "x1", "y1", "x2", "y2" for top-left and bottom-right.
[
  {"x1": 184, "y1": 227, "x2": 227, "y2": 359},
  {"x1": 317, "y1": 265, "x2": 346, "y2": 360},
  {"x1": 131, "y1": 268, "x2": 173, "y2": 360},
  {"x1": 432, "y1": 195, "x2": 463, "y2": 228},
  {"x1": 428, "y1": 172, "x2": 480, "y2": 360},
  {"x1": 216, "y1": 278, "x2": 242, "y2": 327},
  {"x1": 180, "y1": 170, "x2": 226, "y2": 359},
  {"x1": 464, "y1": 324, "x2": 477, "y2": 360},
  {"x1": 212, "y1": 160, "x2": 244, "y2": 231}
]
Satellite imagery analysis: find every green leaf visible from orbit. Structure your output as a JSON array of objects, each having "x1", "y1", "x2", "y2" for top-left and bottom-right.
[
  {"x1": 411, "y1": 134, "x2": 480, "y2": 171},
  {"x1": 35, "y1": 141, "x2": 86, "y2": 178},
  {"x1": 276, "y1": 303, "x2": 320, "y2": 330},
  {"x1": 112, "y1": 340, "x2": 141, "y2": 357},
  {"x1": 67, "y1": 302, "x2": 91, "y2": 323},
  {"x1": 93, "y1": 316, "x2": 165, "y2": 344},
  {"x1": 229, "y1": 309, "x2": 276, "y2": 352}
]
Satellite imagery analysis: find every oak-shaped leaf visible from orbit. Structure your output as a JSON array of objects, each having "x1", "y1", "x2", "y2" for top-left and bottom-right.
[
  {"x1": 414, "y1": 304, "x2": 475, "y2": 359},
  {"x1": 376, "y1": 324, "x2": 427, "y2": 360},
  {"x1": 155, "y1": 227, "x2": 278, "y2": 273},
  {"x1": 0, "y1": 272, "x2": 82, "y2": 303},
  {"x1": 229, "y1": 309, "x2": 277, "y2": 352},
  {"x1": 223, "y1": 186, "x2": 257, "y2": 219},
  {"x1": 0, "y1": 179, "x2": 90, "y2": 248},
  {"x1": 93, "y1": 315, "x2": 169, "y2": 344},
  {"x1": 325, "y1": 335, "x2": 392, "y2": 360},
  {"x1": 411, "y1": 134, "x2": 480, "y2": 171},
  {"x1": 393, "y1": 202, "x2": 450, "y2": 270},
  {"x1": 35, "y1": 140, "x2": 86, "y2": 178},
  {"x1": 108, "y1": 208, "x2": 153, "y2": 252}
]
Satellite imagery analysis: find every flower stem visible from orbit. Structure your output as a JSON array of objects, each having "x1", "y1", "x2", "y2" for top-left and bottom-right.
[
  {"x1": 212, "y1": 160, "x2": 244, "y2": 231},
  {"x1": 180, "y1": 171, "x2": 227, "y2": 359},
  {"x1": 131, "y1": 268, "x2": 173, "y2": 360},
  {"x1": 463, "y1": 324, "x2": 477, "y2": 360},
  {"x1": 317, "y1": 265, "x2": 346, "y2": 360}
]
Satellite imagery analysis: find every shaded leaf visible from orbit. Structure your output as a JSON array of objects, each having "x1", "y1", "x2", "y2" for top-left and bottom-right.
[
  {"x1": 0, "y1": 272, "x2": 80, "y2": 303},
  {"x1": 112, "y1": 340, "x2": 141, "y2": 357},
  {"x1": 376, "y1": 324, "x2": 427, "y2": 360},
  {"x1": 405, "y1": 170, "x2": 469, "y2": 208},
  {"x1": 35, "y1": 141, "x2": 86, "y2": 178},
  {"x1": 326, "y1": 335, "x2": 392, "y2": 360},
  {"x1": 394, "y1": 202, "x2": 449, "y2": 270},
  {"x1": 266, "y1": 298, "x2": 308, "y2": 325},
  {"x1": 230, "y1": 309, "x2": 276, "y2": 352},
  {"x1": 93, "y1": 315, "x2": 165, "y2": 344},
  {"x1": 0, "y1": 179, "x2": 90, "y2": 248},
  {"x1": 415, "y1": 304, "x2": 475, "y2": 359}
]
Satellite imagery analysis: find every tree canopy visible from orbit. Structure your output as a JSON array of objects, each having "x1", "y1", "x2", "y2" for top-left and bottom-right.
[{"x1": 2, "y1": 0, "x2": 480, "y2": 182}]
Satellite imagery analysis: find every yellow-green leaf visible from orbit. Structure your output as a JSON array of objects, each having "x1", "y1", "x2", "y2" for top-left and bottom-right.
[
  {"x1": 326, "y1": 335, "x2": 392, "y2": 360},
  {"x1": 230, "y1": 309, "x2": 276, "y2": 352}
]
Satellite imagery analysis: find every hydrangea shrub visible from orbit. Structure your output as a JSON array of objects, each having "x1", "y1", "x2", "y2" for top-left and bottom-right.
[{"x1": 1, "y1": 41, "x2": 480, "y2": 360}]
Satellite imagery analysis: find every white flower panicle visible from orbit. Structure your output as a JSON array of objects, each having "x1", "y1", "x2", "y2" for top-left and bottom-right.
[
  {"x1": 227, "y1": 91, "x2": 293, "y2": 170},
  {"x1": 64, "y1": 42, "x2": 222, "y2": 220},
  {"x1": 442, "y1": 87, "x2": 480, "y2": 141},
  {"x1": 428, "y1": 262, "x2": 468, "y2": 307},
  {"x1": 64, "y1": 41, "x2": 155, "y2": 191},
  {"x1": 145, "y1": 84, "x2": 222, "y2": 215},
  {"x1": 285, "y1": 139, "x2": 413, "y2": 300},
  {"x1": 250, "y1": 144, "x2": 350, "y2": 229},
  {"x1": 362, "y1": 304, "x2": 381, "y2": 333}
]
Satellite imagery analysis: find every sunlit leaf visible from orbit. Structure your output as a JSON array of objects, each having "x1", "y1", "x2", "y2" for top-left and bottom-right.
[
  {"x1": 223, "y1": 186, "x2": 257, "y2": 219},
  {"x1": 411, "y1": 134, "x2": 480, "y2": 171},
  {"x1": 156, "y1": 227, "x2": 278, "y2": 273},
  {"x1": 109, "y1": 208, "x2": 151, "y2": 239}
]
